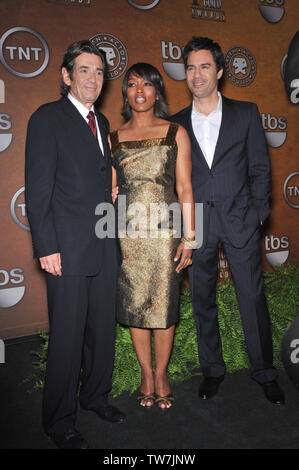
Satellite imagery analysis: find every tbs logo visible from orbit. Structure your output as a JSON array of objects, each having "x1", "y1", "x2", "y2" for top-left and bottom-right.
[
  {"x1": 0, "y1": 113, "x2": 12, "y2": 153},
  {"x1": 265, "y1": 235, "x2": 289, "y2": 267},
  {"x1": 0, "y1": 268, "x2": 25, "y2": 308},
  {"x1": 161, "y1": 41, "x2": 185, "y2": 81},
  {"x1": 261, "y1": 114, "x2": 287, "y2": 148},
  {"x1": 259, "y1": 0, "x2": 285, "y2": 24},
  {"x1": 0, "y1": 81, "x2": 13, "y2": 153}
]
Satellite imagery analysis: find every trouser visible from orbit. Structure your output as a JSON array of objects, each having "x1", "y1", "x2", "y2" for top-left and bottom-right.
[
  {"x1": 189, "y1": 208, "x2": 278, "y2": 384},
  {"x1": 43, "y1": 244, "x2": 118, "y2": 435}
]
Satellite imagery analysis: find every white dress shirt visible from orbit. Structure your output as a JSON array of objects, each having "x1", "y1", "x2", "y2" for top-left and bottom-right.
[
  {"x1": 191, "y1": 92, "x2": 222, "y2": 169},
  {"x1": 67, "y1": 92, "x2": 104, "y2": 155}
]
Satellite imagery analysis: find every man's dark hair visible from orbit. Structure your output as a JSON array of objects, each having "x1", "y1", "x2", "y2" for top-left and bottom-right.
[
  {"x1": 182, "y1": 37, "x2": 225, "y2": 73},
  {"x1": 60, "y1": 40, "x2": 107, "y2": 96},
  {"x1": 121, "y1": 63, "x2": 168, "y2": 122}
]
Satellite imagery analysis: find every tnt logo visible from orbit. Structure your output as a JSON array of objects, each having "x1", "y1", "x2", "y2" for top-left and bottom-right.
[
  {"x1": 283, "y1": 172, "x2": 299, "y2": 209},
  {"x1": 161, "y1": 41, "x2": 185, "y2": 81},
  {"x1": 10, "y1": 186, "x2": 30, "y2": 231},
  {"x1": 265, "y1": 235, "x2": 289, "y2": 266},
  {"x1": 0, "y1": 27, "x2": 49, "y2": 78}
]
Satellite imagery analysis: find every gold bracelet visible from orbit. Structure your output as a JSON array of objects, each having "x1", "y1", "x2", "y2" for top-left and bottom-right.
[{"x1": 181, "y1": 236, "x2": 198, "y2": 249}]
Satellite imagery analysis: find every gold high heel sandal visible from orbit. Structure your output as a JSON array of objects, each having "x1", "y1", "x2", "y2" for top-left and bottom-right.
[
  {"x1": 155, "y1": 393, "x2": 174, "y2": 410},
  {"x1": 137, "y1": 392, "x2": 156, "y2": 408}
]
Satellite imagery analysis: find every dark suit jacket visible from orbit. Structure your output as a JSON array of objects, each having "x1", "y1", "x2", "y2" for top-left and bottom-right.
[
  {"x1": 25, "y1": 96, "x2": 115, "y2": 275},
  {"x1": 170, "y1": 96, "x2": 271, "y2": 251}
]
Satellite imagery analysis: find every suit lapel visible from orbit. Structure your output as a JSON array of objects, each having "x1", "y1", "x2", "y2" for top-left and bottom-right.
[
  {"x1": 212, "y1": 96, "x2": 234, "y2": 168},
  {"x1": 94, "y1": 110, "x2": 109, "y2": 162},
  {"x1": 61, "y1": 97, "x2": 106, "y2": 162}
]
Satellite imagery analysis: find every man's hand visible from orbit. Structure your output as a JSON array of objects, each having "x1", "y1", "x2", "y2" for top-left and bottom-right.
[{"x1": 39, "y1": 253, "x2": 62, "y2": 276}]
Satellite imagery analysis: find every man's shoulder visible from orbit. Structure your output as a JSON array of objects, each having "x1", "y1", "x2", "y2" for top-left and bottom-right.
[
  {"x1": 169, "y1": 105, "x2": 192, "y2": 125},
  {"x1": 29, "y1": 98, "x2": 64, "y2": 122},
  {"x1": 170, "y1": 105, "x2": 191, "y2": 120},
  {"x1": 223, "y1": 96, "x2": 258, "y2": 112}
]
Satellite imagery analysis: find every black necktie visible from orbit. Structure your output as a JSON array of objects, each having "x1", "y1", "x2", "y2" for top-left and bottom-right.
[{"x1": 87, "y1": 111, "x2": 97, "y2": 139}]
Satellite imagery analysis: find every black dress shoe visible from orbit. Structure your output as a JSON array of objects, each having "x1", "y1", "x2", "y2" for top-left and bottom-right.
[
  {"x1": 198, "y1": 376, "x2": 224, "y2": 400},
  {"x1": 96, "y1": 404, "x2": 126, "y2": 423},
  {"x1": 82, "y1": 403, "x2": 126, "y2": 423},
  {"x1": 49, "y1": 428, "x2": 89, "y2": 449},
  {"x1": 260, "y1": 381, "x2": 285, "y2": 405}
]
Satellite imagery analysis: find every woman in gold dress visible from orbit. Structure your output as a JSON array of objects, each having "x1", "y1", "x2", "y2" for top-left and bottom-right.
[{"x1": 110, "y1": 63, "x2": 195, "y2": 410}]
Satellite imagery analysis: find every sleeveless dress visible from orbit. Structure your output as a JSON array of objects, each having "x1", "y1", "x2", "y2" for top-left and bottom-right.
[{"x1": 110, "y1": 122, "x2": 182, "y2": 329}]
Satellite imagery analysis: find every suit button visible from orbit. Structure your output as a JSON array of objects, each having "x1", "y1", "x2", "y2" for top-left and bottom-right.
[{"x1": 100, "y1": 167, "x2": 106, "y2": 172}]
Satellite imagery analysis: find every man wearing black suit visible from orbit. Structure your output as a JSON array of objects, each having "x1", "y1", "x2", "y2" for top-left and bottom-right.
[
  {"x1": 171, "y1": 37, "x2": 285, "y2": 404},
  {"x1": 25, "y1": 40, "x2": 125, "y2": 449}
]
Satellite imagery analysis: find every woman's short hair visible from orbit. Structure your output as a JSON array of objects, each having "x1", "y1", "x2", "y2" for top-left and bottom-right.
[
  {"x1": 60, "y1": 40, "x2": 106, "y2": 96},
  {"x1": 182, "y1": 37, "x2": 225, "y2": 73},
  {"x1": 121, "y1": 63, "x2": 168, "y2": 121}
]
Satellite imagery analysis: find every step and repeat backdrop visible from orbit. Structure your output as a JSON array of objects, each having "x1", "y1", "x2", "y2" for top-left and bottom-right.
[{"x1": 0, "y1": 0, "x2": 298, "y2": 339}]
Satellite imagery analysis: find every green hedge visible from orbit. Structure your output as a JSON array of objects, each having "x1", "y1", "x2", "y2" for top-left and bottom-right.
[{"x1": 29, "y1": 262, "x2": 299, "y2": 397}]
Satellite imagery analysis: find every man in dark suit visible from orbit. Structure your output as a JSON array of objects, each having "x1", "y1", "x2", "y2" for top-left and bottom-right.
[
  {"x1": 171, "y1": 37, "x2": 285, "y2": 404},
  {"x1": 25, "y1": 40, "x2": 125, "y2": 449}
]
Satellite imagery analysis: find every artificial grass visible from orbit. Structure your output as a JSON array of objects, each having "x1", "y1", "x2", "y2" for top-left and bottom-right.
[{"x1": 29, "y1": 262, "x2": 299, "y2": 397}]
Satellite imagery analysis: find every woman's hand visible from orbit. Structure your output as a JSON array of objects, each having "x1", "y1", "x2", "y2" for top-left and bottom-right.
[
  {"x1": 112, "y1": 186, "x2": 119, "y2": 203},
  {"x1": 174, "y1": 242, "x2": 192, "y2": 273}
]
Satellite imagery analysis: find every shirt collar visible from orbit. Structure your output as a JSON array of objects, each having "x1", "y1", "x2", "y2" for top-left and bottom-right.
[
  {"x1": 192, "y1": 92, "x2": 222, "y2": 118},
  {"x1": 67, "y1": 92, "x2": 95, "y2": 120}
]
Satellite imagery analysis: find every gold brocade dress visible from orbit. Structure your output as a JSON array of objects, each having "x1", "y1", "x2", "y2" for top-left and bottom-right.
[{"x1": 110, "y1": 122, "x2": 182, "y2": 329}]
